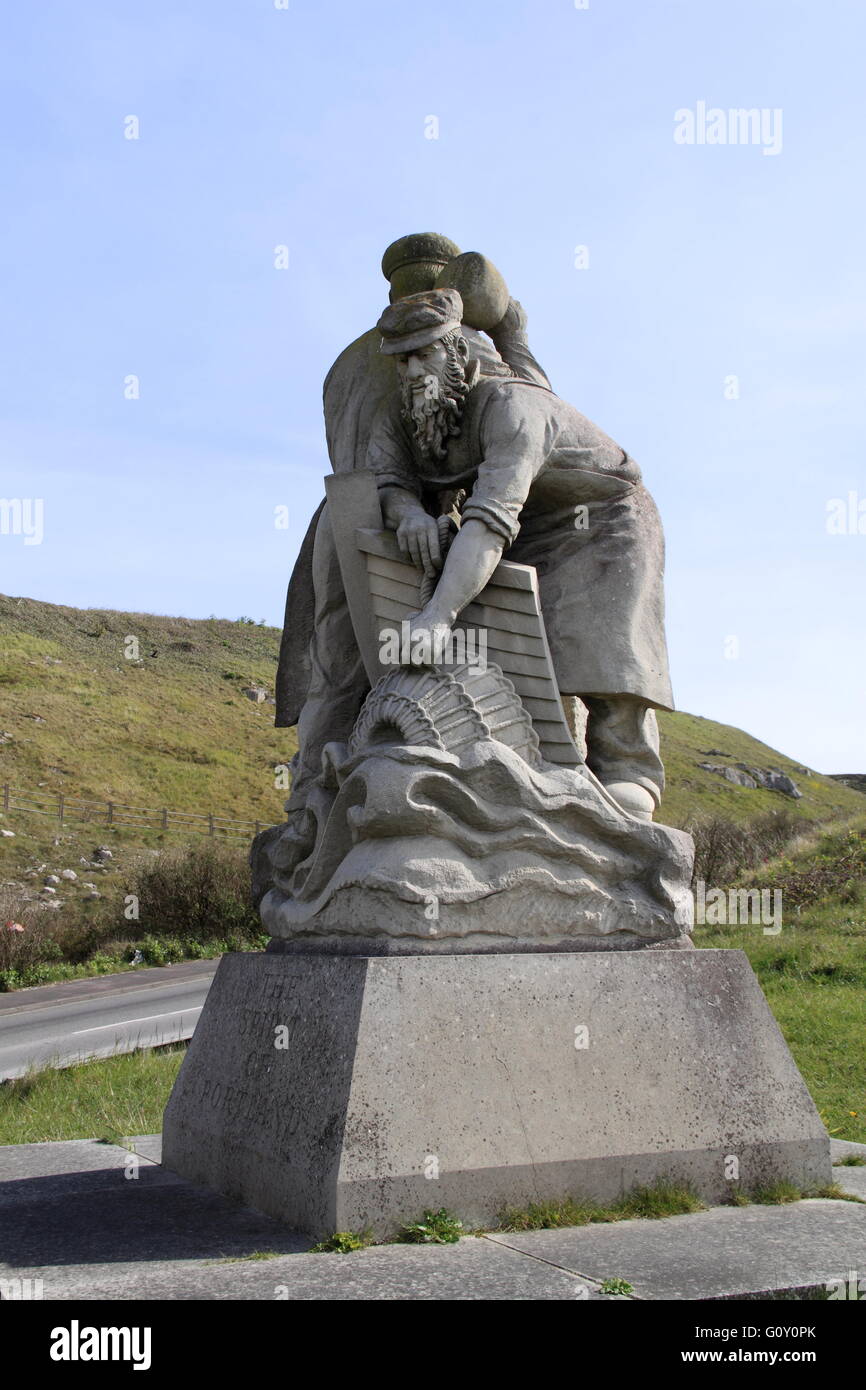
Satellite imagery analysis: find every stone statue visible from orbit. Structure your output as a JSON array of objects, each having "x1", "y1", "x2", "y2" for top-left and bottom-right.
[
  {"x1": 253, "y1": 233, "x2": 694, "y2": 952},
  {"x1": 165, "y1": 235, "x2": 830, "y2": 1240}
]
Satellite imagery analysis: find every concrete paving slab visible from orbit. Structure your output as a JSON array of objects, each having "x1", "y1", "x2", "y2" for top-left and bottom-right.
[
  {"x1": 124, "y1": 1134, "x2": 162, "y2": 1165},
  {"x1": 0, "y1": 1139, "x2": 142, "y2": 1181},
  {"x1": 832, "y1": 1164, "x2": 866, "y2": 1200},
  {"x1": 7, "y1": 1240, "x2": 604, "y2": 1302},
  {"x1": 485, "y1": 1200, "x2": 866, "y2": 1300},
  {"x1": 0, "y1": 1157, "x2": 309, "y2": 1270},
  {"x1": 830, "y1": 1138, "x2": 866, "y2": 1162}
]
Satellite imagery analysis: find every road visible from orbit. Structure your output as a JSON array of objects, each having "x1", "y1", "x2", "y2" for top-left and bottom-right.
[{"x1": 0, "y1": 960, "x2": 219, "y2": 1079}]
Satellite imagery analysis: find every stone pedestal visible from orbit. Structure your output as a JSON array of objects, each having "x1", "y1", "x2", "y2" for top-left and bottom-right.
[{"x1": 162, "y1": 950, "x2": 831, "y2": 1240}]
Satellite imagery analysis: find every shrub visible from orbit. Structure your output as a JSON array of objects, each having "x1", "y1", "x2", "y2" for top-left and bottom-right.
[
  {"x1": 126, "y1": 842, "x2": 261, "y2": 943},
  {"x1": 685, "y1": 808, "x2": 811, "y2": 889},
  {"x1": 0, "y1": 889, "x2": 64, "y2": 989}
]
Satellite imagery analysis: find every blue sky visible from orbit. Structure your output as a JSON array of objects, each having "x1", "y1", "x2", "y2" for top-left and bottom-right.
[{"x1": 1, "y1": 0, "x2": 863, "y2": 771}]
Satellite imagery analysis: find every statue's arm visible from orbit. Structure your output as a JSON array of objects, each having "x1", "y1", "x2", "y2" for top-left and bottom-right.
[
  {"x1": 408, "y1": 387, "x2": 549, "y2": 642},
  {"x1": 420, "y1": 519, "x2": 505, "y2": 625},
  {"x1": 488, "y1": 299, "x2": 552, "y2": 391},
  {"x1": 365, "y1": 408, "x2": 444, "y2": 572},
  {"x1": 380, "y1": 484, "x2": 443, "y2": 573}
]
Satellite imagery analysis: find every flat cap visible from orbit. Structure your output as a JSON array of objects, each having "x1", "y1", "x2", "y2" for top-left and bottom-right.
[
  {"x1": 381, "y1": 232, "x2": 461, "y2": 282},
  {"x1": 377, "y1": 288, "x2": 464, "y2": 355}
]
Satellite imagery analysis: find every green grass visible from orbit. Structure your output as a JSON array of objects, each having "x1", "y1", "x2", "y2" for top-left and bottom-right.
[
  {"x1": 693, "y1": 821, "x2": 866, "y2": 1144},
  {"x1": 0, "y1": 1044, "x2": 186, "y2": 1145},
  {"x1": 497, "y1": 1180, "x2": 706, "y2": 1231},
  {"x1": 730, "y1": 1181, "x2": 863, "y2": 1206}
]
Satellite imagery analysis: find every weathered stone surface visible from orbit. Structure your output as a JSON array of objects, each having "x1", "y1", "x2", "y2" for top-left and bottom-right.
[
  {"x1": 162, "y1": 950, "x2": 831, "y2": 1240},
  {"x1": 748, "y1": 768, "x2": 802, "y2": 798},
  {"x1": 699, "y1": 763, "x2": 758, "y2": 788},
  {"x1": 258, "y1": 466, "x2": 692, "y2": 952},
  {"x1": 698, "y1": 762, "x2": 803, "y2": 798},
  {"x1": 259, "y1": 737, "x2": 694, "y2": 954},
  {"x1": 486, "y1": 1200, "x2": 866, "y2": 1301},
  {"x1": 434, "y1": 251, "x2": 510, "y2": 330}
]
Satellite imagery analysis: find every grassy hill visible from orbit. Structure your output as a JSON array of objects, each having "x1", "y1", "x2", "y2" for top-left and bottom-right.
[
  {"x1": 1, "y1": 592, "x2": 861, "y2": 856},
  {"x1": 0, "y1": 593, "x2": 296, "y2": 830},
  {"x1": 656, "y1": 710, "x2": 863, "y2": 826}
]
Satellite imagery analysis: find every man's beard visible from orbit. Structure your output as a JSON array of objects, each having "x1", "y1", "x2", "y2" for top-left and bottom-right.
[{"x1": 400, "y1": 344, "x2": 469, "y2": 462}]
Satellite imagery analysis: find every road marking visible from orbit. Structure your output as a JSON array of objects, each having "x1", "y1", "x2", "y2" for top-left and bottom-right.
[
  {"x1": 0, "y1": 973, "x2": 216, "y2": 1020},
  {"x1": 69, "y1": 1008, "x2": 202, "y2": 1036}
]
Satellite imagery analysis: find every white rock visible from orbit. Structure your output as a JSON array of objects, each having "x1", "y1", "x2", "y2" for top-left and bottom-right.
[
  {"x1": 60, "y1": 869, "x2": 77, "y2": 881},
  {"x1": 44, "y1": 874, "x2": 60, "y2": 886}
]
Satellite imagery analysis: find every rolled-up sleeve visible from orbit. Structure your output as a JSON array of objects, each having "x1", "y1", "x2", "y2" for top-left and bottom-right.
[{"x1": 461, "y1": 387, "x2": 551, "y2": 545}]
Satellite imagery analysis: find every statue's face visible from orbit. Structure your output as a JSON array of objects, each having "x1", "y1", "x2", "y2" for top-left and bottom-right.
[
  {"x1": 393, "y1": 339, "x2": 451, "y2": 402},
  {"x1": 395, "y1": 330, "x2": 470, "y2": 461}
]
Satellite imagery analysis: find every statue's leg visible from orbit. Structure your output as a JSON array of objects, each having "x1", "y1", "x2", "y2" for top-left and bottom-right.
[
  {"x1": 581, "y1": 696, "x2": 665, "y2": 821},
  {"x1": 287, "y1": 503, "x2": 369, "y2": 815}
]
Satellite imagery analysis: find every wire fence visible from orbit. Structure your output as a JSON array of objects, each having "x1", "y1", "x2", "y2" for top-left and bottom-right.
[{"x1": 0, "y1": 784, "x2": 270, "y2": 843}]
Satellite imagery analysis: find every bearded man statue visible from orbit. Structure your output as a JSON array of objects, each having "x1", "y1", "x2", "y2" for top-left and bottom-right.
[{"x1": 271, "y1": 290, "x2": 674, "y2": 884}]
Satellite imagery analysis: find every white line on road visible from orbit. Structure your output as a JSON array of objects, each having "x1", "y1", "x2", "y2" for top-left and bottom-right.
[{"x1": 69, "y1": 1008, "x2": 203, "y2": 1036}]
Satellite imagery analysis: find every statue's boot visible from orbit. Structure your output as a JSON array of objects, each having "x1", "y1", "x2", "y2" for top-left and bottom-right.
[{"x1": 601, "y1": 780, "x2": 656, "y2": 822}]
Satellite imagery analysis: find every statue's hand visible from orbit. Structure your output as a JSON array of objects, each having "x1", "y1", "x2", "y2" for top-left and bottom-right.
[
  {"x1": 402, "y1": 605, "x2": 454, "y2": 667},
  {"x1": 395, "y1": 511, "x2": 442, "y2": 575}
]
